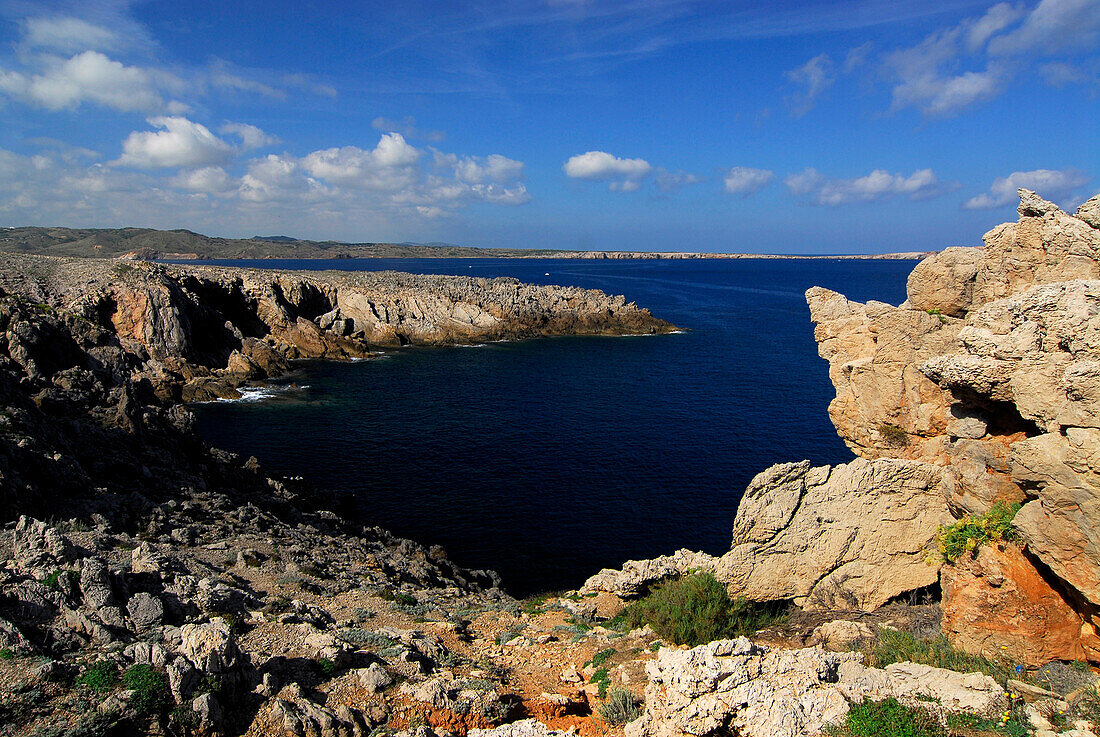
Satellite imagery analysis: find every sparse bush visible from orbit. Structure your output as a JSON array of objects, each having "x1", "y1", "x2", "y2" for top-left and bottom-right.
[
  {"x1": 597, "y1": 687, "x2": 641, "y2": 725},
  {"x1": 878, "y1": 423, "x2": 910, "y2": 447},
  {"x1": 935, "y1": 501, "x2": 1020, "y2": 563},
  {"x1": 590, "y1": 667, "x2": 611, "y2": 698},
  {"x1": 828, "y1": 698, "x2": 945, "y2": 737},
  {"x1": 0, "y1": 648, "x2": 13, "y2": 660},
  {"x1": 123, "y1": 664, "x2": 168, "y2": 714},
  {"x1": 586, "y1": 648, "x2": 615, "y2": 668},
  {"x1": 76, "y1": 660, "x2": 119, "y2": 692},
  {"x1": 622, "y1": 572, "x2": 786, "y2": 646},
  {"x1": 862, "y1": 628, "x2": 1017, "y2": 686},
  {"x1": 317, "y1": 658, "x2": 337, "y2": 677}
]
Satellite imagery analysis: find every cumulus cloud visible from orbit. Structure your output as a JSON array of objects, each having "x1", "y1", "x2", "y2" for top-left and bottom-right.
[
  {"x1": 563, "y1": 151, "x2": 652, "y2": 191},
  {"x1": 884, "y1": 26, "x2": 1004, "y2": 117},
  {"x1": 723, "y1": 167, "x2": 775, "y2": 197},
  {"x1": 116, "y1": 117, "x2": 234, "y2": 169},
  {"x1": 219, "y1": 123, "x2": 279, "y2": 151},
  {"x1": 786, "y1": 167, "x2": 947, "y2": 206},
  {"x1": 963, "y1": 168, "x2": 1091, "y2": 209},
  {"x1": 434, "y1": 152, "x2": 524, "y2": 184},
  {"x1": 301, "y1": 134, "x2": 421, "y2": 190},
  {"x1": 0, "y1": 51, "x2": 163, "y2": 112},
  {"x1": 785, "y1": 54, "x2": 835, "y2": 116},
  {"x1": 170, "y1": 166, "x2": 234, "y2": 194}
]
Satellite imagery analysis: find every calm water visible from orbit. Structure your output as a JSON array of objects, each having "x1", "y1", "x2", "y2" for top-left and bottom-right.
[{"x1": 191, "y1": 258, "x2": 914, "y2": 596}]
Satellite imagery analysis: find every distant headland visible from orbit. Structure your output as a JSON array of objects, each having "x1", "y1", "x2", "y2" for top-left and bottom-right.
[{"x1": 0, "y1": 225, "x2": 933, "y2": 261}]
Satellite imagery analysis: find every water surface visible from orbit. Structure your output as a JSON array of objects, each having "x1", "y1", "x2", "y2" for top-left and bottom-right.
[{"x1": 191, "y1": 258, "x2": 914, "y2": 596}]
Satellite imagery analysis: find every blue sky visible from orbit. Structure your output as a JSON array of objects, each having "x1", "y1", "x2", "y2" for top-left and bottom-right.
[{"x1": 0, "y1": 0, "x2": 1097, "y2": 253}]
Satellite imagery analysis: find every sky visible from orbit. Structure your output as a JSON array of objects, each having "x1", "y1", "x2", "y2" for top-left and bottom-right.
[{"x1": 0, "y1": 0, "x2": 1097, "y2": 253}]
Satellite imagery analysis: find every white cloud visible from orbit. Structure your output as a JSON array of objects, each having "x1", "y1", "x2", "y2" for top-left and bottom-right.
[
  {"x1": 301, "y1": 134, "x2": 421, "y2": 190},
  {"x1": 563, "y1": 151, "x2": 652, "y2": 180},
  {"x1": 988, "y1": 0, "x2": 1100, "y2": 55},
  {"x1": 723, "y1": 167, "x2": 775, "y2": 197},
  {"x1": 21, "y1": 17, "x2": 122, "y2": 53},
  {"x1": 785, "y1": 54, "x2": 835, "y2": 116},
  {"x1": 885, "y1": 27, "x2": 1004, "y2": 117},
  {"x1": 116, "y1": 117, "x2": 234, "y2": 169},
  {"x1": 966, "y1": 3, "x2": 1027, "y2": 51},
  {"x1": 239, "y1": 154, "x2": 323, "y2": 203},
  {"x1": 219, "y1": 122, "x2": 279, "y2": 151},
  {"x1": 0, "y1": 51, "x2": 163, "y2": 112},
  {"x1": 171, "y1": 167, "x2": 234, "y2": 194},
  {"x1": 786, "y1": 167, "x2": 946, "y2": 205},
  {"x1": 433, "y1": 152, "x2": 524, "y2": 184},
  {"x1": 963, "y1": 168, "x2": 1091, "y2": 209}
]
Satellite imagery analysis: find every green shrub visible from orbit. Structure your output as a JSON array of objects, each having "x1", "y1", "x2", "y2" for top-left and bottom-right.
[
  {"x1": 862, "y1": 629, "x2": 1017, "y2": 686},
  {"x1": 878, "y1": 423, "x2": 910, "y2": 447},
  {"x1": 585, "y1": 648, "x2": 615, "y2": 668},
  {"x1": 0, "y1": 648, "x2": 13, "y2": 660},
  {"x1": 76, "y1": 661, "x2": 119, "y2": 692},
  {"x1": 596, "y1": 687, "x2": 641, "y2": 725},
  {"x1": 123, "y1": 664, "x2": 168, "y2": 714},
  {"x1": 317, "y1": 658, "x2": 337, "y2": 677},
  {"x1": 590, "y1": 667, "x2": 611, "y2": 698},
  {"x1": 936, "y1": 501, "x2": 1020, "y2": 563},
  {"x1": 622, "y1": 573, "x2": 785, "y2": 646},
  {"x1": 828, "y1": 698, "x2": 945, "y2": 737}
]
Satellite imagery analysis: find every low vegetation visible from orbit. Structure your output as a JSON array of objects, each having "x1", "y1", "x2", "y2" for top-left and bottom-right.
[
  {"x1": 620, "y1": 572, "x2": 786, "y2": 646},
  {"x1": 597, "y1": 687, "x2": 642, "y2": 725},
  {"x1": 123, "y1": 664, "x2": 169, "y2": 714},
  {"x1": 827, "y1": 698, "x2": 945, "y2": 737},
  {"x1": 878, "y1": 423, "x2": 910, "y2": 447},
  {"x1": 935, "y1": 501, "x2": 1021, "y2": 563},
  {"x1": 860, "y1": 629, "x2": 1018, "y2": 687}
]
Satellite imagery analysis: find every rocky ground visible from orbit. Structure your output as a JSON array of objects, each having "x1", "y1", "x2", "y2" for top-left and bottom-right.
[{"x1": 3, "y1": 194, "x2": 1100, "y2": 737}]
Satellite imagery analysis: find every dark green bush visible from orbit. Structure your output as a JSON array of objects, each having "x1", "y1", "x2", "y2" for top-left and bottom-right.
[
  {"x1": 828, "y1": 698, "x2": 944, "y2": 737},
  {"x1": 76, "y1": 661, "x2": 119, "y2": 692},
  {"x1": 123, "y1": 664, "x2": 168, "y2": 714},
  {"x1": 622, "y1": 573, "x2": 785, "y2": 646}
]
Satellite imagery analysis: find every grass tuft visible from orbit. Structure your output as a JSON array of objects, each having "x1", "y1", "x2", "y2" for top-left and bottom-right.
[
  {"x1": 861, "y1": 628, "x2": 1018, "y2": 686},
  {"x1": 123, "y1": 664, "x2": 169, "y2": 714},
  {"x1": 77, "y1": 660, "x2": 120, "y2": 692},
  {"x1": 827, "y1": 698, "x2": 944, "y2": 737},
  {"x1": 621, "y1": 572, "x2": 785, "y2": 646},
  {"x1": 597, "y1": 687, "x2": 642, "y2": 725}
]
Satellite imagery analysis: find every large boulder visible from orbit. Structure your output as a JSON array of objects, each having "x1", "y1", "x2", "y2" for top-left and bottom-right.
[
  {"x1": 940, "y1": 544, "x2": 1100, "y2": 665},
  {"x1": 714, "y1": 458, "x2": 951, "y2": 611}
]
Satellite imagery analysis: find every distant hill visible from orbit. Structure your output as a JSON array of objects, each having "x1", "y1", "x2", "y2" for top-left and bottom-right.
[{"x1": 0, "y1": 226, "x2": 935, "y2": 261}]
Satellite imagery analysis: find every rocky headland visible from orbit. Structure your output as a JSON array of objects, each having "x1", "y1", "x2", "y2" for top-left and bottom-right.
[{"x1": 3, "y1": 191, "x2": 1100, "y2": 737}]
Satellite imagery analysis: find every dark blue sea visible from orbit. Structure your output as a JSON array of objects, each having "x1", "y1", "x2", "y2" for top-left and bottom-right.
[{"x1": 190, "y1": 258, "x2": 914, "y2": 596}]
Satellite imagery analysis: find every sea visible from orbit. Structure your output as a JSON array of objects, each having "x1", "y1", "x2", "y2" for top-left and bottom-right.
[{"x1": 189, "y1": 257, "x2": 915, "y2": 597}]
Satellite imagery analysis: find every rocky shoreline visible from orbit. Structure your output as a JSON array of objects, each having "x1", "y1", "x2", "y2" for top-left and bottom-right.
[{"x1": 3, "y1": 191, "x2": 1100, "y2": 737}]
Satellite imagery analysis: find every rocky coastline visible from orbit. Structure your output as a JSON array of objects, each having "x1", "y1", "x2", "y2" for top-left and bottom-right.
[{"x1": 3, "y1": 191, "x2": 1100, "y2": 737}]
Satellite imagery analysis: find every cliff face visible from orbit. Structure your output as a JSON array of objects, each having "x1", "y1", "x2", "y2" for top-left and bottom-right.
[
  {"x1": 0, "y1": 254, "x2": 671, "y2": 404},
  {"x1": 804, "y1": 189, "x2": 1100, "y2": 662}
]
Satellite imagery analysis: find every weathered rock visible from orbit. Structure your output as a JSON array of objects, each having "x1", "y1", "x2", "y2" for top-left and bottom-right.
[
  {"x1": 179, "y1": 618, "x2": 238, "y2": 674},
  {"x1": 79, "y1": 557, "x2": 115, "y2": 612},
  {"x1": 715, "y1": 458, "x2": 951, "y2": 611},
  {"x1": 470, "y1": 720, "x2": 572, "y2": 737},
  {"x1": 807, "y1": 620, "x2": 874, "y2": 651},
  {"x1": 12, "y1": 517, "x2": 70, "y2": 574},
  {"x1": 940, "y1": 544, "x2": 1100, "y2": 665},
  {"x1": 356, "y1": 662, "x2": 392, "y2": 693},
  {"x1": 1079, "y1": 194, "x2": 1100, "y2": 230},
  {"x1": 580, "y1": 549, "x2": 718, "y2": 598},
  {"x1": 126, "y1": 592, "x2": 165, "y2": 633},
  {"x1": 906, "y1": 247, "x2": 982, "y2": 317}
]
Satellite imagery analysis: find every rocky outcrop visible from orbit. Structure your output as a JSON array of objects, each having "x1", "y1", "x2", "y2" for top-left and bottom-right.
[
  {"x1": 940, "y1": 543, "x2": 1100, "y2": 665},
  {"x1": 625, "y1": 638, "x2": 1006, "y2": 737},
  {"x1": 0, "y1": 253, "x2": 672, "y2": 402},
  {"x1": 714, "y1": 458, "x2": 951, "y2": 611}
]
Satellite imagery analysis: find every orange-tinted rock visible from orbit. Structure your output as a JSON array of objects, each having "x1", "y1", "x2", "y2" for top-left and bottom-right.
[{"x1": 941, "y1": 544, "x2": 1100, "y2": 666}]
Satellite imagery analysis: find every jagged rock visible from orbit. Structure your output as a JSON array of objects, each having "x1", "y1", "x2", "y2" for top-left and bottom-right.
[
  {"x1": 130, "y1": 542, "x2": 169, "y2": 576},
  {"x1": 629, "y1": 639, "x2": 1007, "y2": 737},
  {"x1": 192, "y1": 692, "x2": 223, "y2": 734},
  {"x1": 906, "y1": 247, "x2": 982, "y2": 317},
  {"x1": 126, "y1": 592, "x2": 165, "y2": 633},
  {"x1": 356, "y1": 662, "x2": 392, "y2": 693},
  {"x1": 12, "y1": 517, "x2": 70, "y2": 574},
  {"x1": 1079, "y1": 194, "x2": 1100, "y2": 229},
  {"x1": 470, "y1": 721, "x2": 572, "y2": 737},
  {"x1": 124, "y1": 641, "x2": 170, "y2": 668},
  {"x1": 941, "y1": 544, "x2": 1100, "y2": 665},
  {"x1": 179, "y1": 618, "x2": 238, "y2": 674},
  {"x1": 715, "y1": 458, "x2": 951, "y2": 611},
  {"x1": 167, "y1": 656, "x2": 201, "y2": 703},
  {"x1": 79, "y1": 558, "x2": 115, "y2": 612},
  {"x1": 580, "y1": 549, "x2": 718, "y2": 598}
]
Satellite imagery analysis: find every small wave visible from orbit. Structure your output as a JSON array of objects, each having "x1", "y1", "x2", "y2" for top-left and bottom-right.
[
  {"x1": 218, "y1": 387, "x2": 282, "y2": 403},
  {"x1": 454, "y1": 343, "x2": 487, "y2": 349}
]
